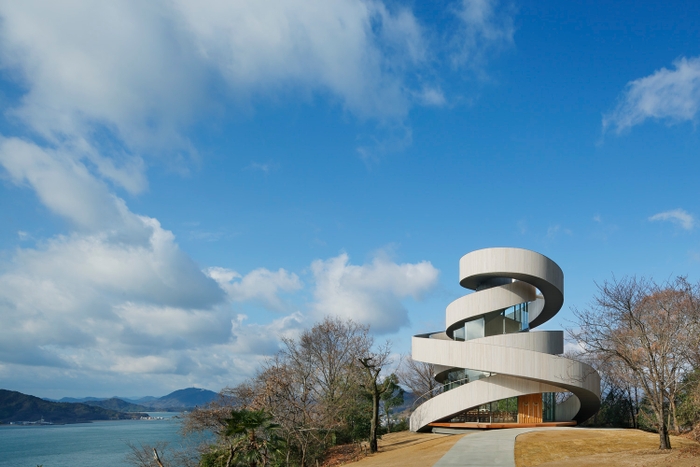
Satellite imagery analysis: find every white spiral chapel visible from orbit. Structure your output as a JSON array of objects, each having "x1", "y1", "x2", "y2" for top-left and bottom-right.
[{"x1": 410, "y1": 247, "x2": 601, "y2": 432}]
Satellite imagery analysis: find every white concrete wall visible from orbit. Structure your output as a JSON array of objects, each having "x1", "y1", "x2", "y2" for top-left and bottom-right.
[{"x1": 409, "y1": 247, "x2": 600, "y2": 432}]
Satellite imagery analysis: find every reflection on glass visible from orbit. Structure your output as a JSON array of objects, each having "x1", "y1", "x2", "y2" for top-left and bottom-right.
[
  {"x1": 442, "y1": 368, "x2": 491, "y2": 392},
  {"x1": 542, "y1": 392, "x2": 556, "y2": 422},
  {"x1": 457, "y1": 301, "x2": 530, "y2": 342},
  {"x1": 466, "y1": 317, "x2": 484, "y2": 340},
  {"x1": 449, "y1": 396, "x2": 519, "y2": 423},
  {"x1": 454, "y1": 326, "x2": 465, "y2": 341},
  {"x1": 448, "y1": 392, "x2": 559, "y2": 424}
]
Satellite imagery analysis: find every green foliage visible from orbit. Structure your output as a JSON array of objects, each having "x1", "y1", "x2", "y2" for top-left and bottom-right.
[
  {"x1": 199, "y1": 408, "x2": 286, "y2": 467},
  {"x1": 678, "y1": 370, "x2": 700, "y2": 429},
  {"x1": 380, "y1": 374, "x2": 404, "y2": 433},
  {"x1": 585, "y1": 387, "x2": 635, "y2": 428},
  {"x1": 392, "y1": 418, "x2": 409, "y2": 432}
]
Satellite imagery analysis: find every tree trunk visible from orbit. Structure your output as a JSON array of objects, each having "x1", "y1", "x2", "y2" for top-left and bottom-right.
[
  {"x1": 670, "y1": 397, "x2": 679, "y2": 433},
  {"x1": 658, "y1": 405, "x2": 672, "y2": 450},
  {"x1": 369, "y1": 391, "x2": 379, "y2": 453},
  {"x1": 659, "y1": 422, "x2": 672, "y2": 450},
  {"x1": 226, "y1": 444, "x2": 234, "y2": 467},
  {"x1": 633, "y1": 386, "x2": 640, "y2": 429}
]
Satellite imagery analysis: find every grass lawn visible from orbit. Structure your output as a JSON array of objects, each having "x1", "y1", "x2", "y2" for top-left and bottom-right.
[
  {"x1": 325, "y1": 431, "x2": 466, "y2": 467},
  {"x1": 336, "y1": 428, "x2": 700, "y2": 467},
  {"x1": 515, "y1": 428, "x2": 700, "y2": 467}
]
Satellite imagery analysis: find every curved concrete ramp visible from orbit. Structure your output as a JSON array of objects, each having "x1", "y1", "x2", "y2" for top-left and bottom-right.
[{"x1": 410, "y1": 248, "x2": 600, "y2": 432}]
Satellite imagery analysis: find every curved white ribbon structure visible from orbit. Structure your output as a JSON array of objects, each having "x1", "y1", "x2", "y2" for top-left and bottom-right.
[{"x1": 410, "y1": 248, "x2": 600, "y2": 432}]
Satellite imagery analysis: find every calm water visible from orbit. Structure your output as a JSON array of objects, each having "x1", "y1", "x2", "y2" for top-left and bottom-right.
[{"x1": 0, "y1": 413, "x2": 197, "y2": 467}]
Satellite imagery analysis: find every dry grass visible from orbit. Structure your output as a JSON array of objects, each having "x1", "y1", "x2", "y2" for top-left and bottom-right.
[
  {"x1": 325, "y1": 431, "x2": 467, "y2": 467},
  {"x1": 515, "y1": 428, "x2": 700, "y2": 467}
]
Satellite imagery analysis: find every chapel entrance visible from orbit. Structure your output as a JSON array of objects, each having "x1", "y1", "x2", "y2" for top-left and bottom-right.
[{"x1": 517, "y1": 393, "x2": 543, "y2": 424}]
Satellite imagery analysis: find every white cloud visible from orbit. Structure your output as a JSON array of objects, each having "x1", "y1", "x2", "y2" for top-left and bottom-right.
[
  {"x1": 0, "y1": 0, "x2": 432, "y2": 146},
  {"x1": 309, "y1": 252, "x2": 439, "y2": 333},
  {"x1": 416, "y1": 86, "x2": 447, "y2": 106},
  {"x1": 603, "y1": 57, "x2": 700, "y2": 133},
  {"x1": 174, "y1": 0, "x2": 428, "y2": 120},
  {"x1": 649, "y1": 208, "x2": 695, "y2": 231},
  {"x1": 0, "y1": 137, "x2": 138, "y2": 231},
  {"x1": 208, "y1": 266, "x2": 303, "y2": 311},
  {"x1": 451, "y1": 0, "x2": 515, "y2": 69},
  {"x1": 0, "y1": 1, "x2": 503, "y2": 395}
]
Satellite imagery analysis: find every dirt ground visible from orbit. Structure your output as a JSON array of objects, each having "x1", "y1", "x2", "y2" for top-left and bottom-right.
[
  {"x1": 515, "y1": 429, "x2": 700, "y2": 467},
  {"x1": 322, "y1": 431, "x2": 466, "y2": 467}
]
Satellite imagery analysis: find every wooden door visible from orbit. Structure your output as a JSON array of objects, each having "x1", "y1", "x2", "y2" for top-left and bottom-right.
[{"x1": 517, "y1": 393, "x2": 542, "y2": 424}]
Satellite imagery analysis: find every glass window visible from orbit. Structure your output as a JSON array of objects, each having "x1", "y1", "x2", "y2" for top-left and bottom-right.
[
  {"x1": 542, "y1": 392, "x2": 556, "y2": 422},
  {"x1": 466, "y1": 317, "x2": 484, "y2": 340},
  {"x1": 460, "y1": 301, "x2": 529, "y2": 341}
]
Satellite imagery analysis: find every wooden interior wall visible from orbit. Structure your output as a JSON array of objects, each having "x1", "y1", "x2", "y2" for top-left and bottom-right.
[{"x1": 517, "y1": 393, "x2": 543, "y2": 424}]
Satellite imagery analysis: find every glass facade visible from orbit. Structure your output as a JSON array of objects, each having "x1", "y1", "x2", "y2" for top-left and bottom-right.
[
  {"x1": 448, "y1": 393, "x2": 557, "y2": 424},
  {"x1": 454, "y1": 301, "x2": 529, "y2": 342},
  {"x1": 442, "y1": 301, "x2": 545, "y2": 423},
  {"x1": 449, "y1": 396, "x2": 519, "y2": 423},
  {"x1": 542, "y1": 392, "x2": 556, "y2": 422},
  {"x1": 442, "y1": 368, "x2": 491, "y2": 391}
]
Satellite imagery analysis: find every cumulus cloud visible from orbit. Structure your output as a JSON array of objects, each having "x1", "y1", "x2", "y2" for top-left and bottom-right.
[
  {"x1": 310, "y1": 253, "x2": 439, "y2": 333},
  {"x1": 208, "y1": 267, "x2": 303, "y2": 311},
  {"x1": 0, "y1": 0, "x2": 432, "y2": 151},
  {"x1": 0, "y1": 1, "x2": 489, "y2": 394},
  {"x1": 603, "y1": 57, "x2": 700, "y2": 133},
  {"x1": 176, "y1": 0, "x2": 429, "y2": 120},
  {"x1": 649, "y1": 208, "x2": 695, "y2": 231}
]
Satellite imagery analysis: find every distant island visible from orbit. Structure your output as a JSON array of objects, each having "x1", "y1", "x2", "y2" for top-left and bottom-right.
[
  {"x1": 0, "y1": 390, "x2": 147, "y2": 424},
  {"x1": 0, "y1": 387, "x2": 218, "y2": 424},
  {"x1": 57, "y1": 387, "x2": 219, "y2": 411}
]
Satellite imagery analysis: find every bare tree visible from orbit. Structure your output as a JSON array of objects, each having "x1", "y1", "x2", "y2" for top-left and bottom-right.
[
  {"x1": 177, "y1": 317, "x2": 394, "y2": 465},
  {"x1": 397, "y1": 356, "x2": 440, "y2": 402},
  {"x1": 286, "y1": 317, "x2": 371, "y2": 433},
  {"x1": 358, "y1": 341, "x2": 393, "y2": 454},
  {"x1": 223, "y1": 317, "x2": 376, "y2": 466},
  {"x1": 570, "y1": 276, "x2": 700, "y2": 449},
  {"x1": 125, "y1": 442, "x2": 172, "y2": 467}
]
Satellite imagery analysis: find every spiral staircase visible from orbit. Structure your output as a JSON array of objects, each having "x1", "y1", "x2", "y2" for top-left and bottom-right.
[{"x1": 409, "y1": 248, "x2": 600, "y2": 432}]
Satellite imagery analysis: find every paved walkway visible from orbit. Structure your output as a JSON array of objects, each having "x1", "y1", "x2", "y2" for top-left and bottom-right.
[{"x1": 432, "y1": 428, "x2": 539, "y2": 467}]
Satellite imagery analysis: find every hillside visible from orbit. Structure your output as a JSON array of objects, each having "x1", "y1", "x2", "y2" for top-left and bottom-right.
[
  {"x1": 0, "y1": 390, "x2": 147, "y2": 424},
  {"x1": 144, "y1": 387, "x2": 217, "y2": 410},
  {"x1": 51, "y1": 387, "x2": 219, "y2": 412},
  {"x1": 57, "y1": 396, "x2": 104, "y2": 403},
  {"x1": 82, "y1": 397, "x2": 150, "y2": 412}
]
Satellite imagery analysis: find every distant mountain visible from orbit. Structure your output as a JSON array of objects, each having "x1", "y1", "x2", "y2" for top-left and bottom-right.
[
  {"x1": 143, "y1": 387, "x2": 217, "y2": 410},
  {"x1": 48, "y1": 387, "x2": 219, "y2": 413},
  {"x1": 82, "y1": 398, "x2": 150, "y2": 412},
  {"x1": 0, "y1": 390, "x2": 147, "y2": 424},
  {"x1": 57, "y1": 396, "x2": 106, "y2": 403},
  {"x1": 123, "y1": 396, "x2": 158, "y2": 404}
]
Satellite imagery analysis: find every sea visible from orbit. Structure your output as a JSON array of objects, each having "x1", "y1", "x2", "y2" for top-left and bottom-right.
[{"x1": 0, "y1": 413, "x2": 203, "y2": 467}]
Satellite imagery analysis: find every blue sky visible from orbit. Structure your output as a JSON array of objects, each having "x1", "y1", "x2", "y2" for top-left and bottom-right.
[{"x1": 1, "y1": 0, "x2": 700, "y2": 398}]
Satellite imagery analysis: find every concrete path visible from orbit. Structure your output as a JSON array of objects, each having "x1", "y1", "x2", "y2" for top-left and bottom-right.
[{"x1": 432, "y1": 428, "x2": 536, "y2": 467}]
